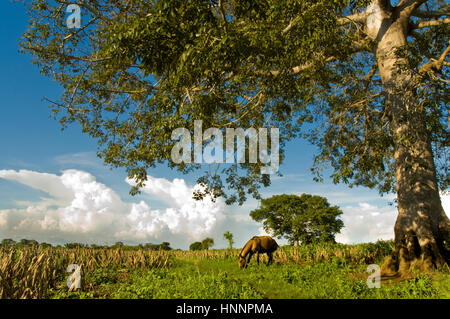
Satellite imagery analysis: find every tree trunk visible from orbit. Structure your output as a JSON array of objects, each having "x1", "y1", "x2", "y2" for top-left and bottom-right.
[{"x1": 375, "y1": 10, "x2": 450, "y2": 275}]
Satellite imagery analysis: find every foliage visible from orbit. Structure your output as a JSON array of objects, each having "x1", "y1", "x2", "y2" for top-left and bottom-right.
[
  {"x1": 88, "y1": 268, "x2": 119, "y2": 286},
  {"x1": 201, "y1": 237, "x2": 215, "y2": 250},
  {"x1": 190, "y1": 238, "x2": 215, "y2": 250},
  {"x1": 1, "y1": 239, "x2": 16, "y2": 246},
  {"x1": 189, "y1": 242, "x2": 203, "y2": 251},
  {"x1": 19, "y1": 0, "x2": 449, "y2": 202},
  {"x1": 144, "y1": 242, "x2": 172, "y2": 250},
  {"x1": 223, "y1": 231, "x2": 234, "y2": 249},
  {"x1": 250, "y1": 194, "x2": 344, "y2": 244}
]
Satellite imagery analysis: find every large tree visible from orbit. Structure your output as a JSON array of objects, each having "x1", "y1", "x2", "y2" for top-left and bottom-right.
[
  {"x1": 20, "y1": 0, "x2": 449, "y2": 274},
  {"x1": 250, "y1": 194, "x2": 344, "y2": 245}
]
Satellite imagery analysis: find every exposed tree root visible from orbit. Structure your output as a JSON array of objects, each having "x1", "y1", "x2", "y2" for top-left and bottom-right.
[{"x1": 381, "y1": 228, "x2": 449, "y2": 278}]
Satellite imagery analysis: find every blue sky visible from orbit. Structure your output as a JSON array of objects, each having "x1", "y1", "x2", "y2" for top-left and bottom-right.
[{"x1": 0, "y1": 1, "x2": 447, "y2": 250}]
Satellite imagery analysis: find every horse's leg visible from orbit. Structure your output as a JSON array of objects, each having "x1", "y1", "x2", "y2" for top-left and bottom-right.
[
  {"x1": 246, "y1": 252, "x2": 253, "y2": 267},
  {"x1": 267, "y1": 252, "x2": 273, "y2": 265},
  {"x1": 256, "y1": 252, "x2": 260, "y2": 264}
]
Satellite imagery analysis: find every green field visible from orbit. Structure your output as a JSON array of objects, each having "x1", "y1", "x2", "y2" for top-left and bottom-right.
[{"x1": 1, "y1": 241, "x2": 449, "y2": 299}]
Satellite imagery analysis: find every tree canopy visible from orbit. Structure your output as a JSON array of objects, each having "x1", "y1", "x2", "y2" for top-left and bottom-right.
[
  {"x1": 250, "y1": 194, "x2": 344, "y2": 244},
  {"x1": 189, "y1": 241, "x2": 203, "y2": 251},
  {"x1": 201, "y1": 237, "x2": 215, "y2": 249},
  {"x1": 20, "y1": 0, "x2": 447, "y2": 203}
]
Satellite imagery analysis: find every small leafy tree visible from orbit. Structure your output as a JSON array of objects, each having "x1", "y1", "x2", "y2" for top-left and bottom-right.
[
  {"x1": 223, "y1": 231, "x2": 234, "y2": 249},
  {"x1": 201, "y1": 237, "x2": 215, "y2": 250},
  {"x1": 114, "y1": 241, "x2": 124, "y2": 248},
  {"x1": 189, "y1": 241, "x2": 203, "y2": 251},
  {"x1": 250, "y1": 194, "x2": 344, "y2": 245},
  {"x1": 159, "y1": 242, "x2": 172, "y2": 250},
  {"x1": 20, "y1": 239, "x2": 39, "y2": 246}
]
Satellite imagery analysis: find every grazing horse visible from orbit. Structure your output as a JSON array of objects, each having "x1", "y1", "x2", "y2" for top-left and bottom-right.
[{"x1": 238, "y1": 236, "x2": 278, "y2": 269}]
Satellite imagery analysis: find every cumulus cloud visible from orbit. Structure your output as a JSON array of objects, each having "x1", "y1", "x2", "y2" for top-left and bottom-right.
[
  {"x1": 122, "y1": 176, "x2": 226, "y2": 240},
  {"x1": 335, "y1": 202, "x2": 397, "y2": 244},
  {"x1": 0, "y1": 169, "x2": 225, "y2": 246},
  {"x1": 336, "y1": 195, "x2": 449, "y2": 245},
  {"x1": 2, "y1": 168, "x2": 448, "y2": 248}
]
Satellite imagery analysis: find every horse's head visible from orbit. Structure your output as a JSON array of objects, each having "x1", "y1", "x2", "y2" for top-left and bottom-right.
[{"x1": 238, "y1": 254, "x2": 246, "y2": 269}]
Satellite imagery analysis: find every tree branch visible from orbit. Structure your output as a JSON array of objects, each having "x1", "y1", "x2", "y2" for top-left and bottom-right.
[
  {"x1": 282, "y1": 3, "x2": 322, "y2": 34},
  {"x1": 268, "y1": 56, "x2": 336, "y2": 77},
  {"x1": 412, "y1": 8, "x2": 450, "y2": 19},
  {"x1": 218, "y1": 0, "x2": 229, "y2": 33},
  {"x1": 420, "y1": 45, "x2": 450, "y2": 74},
  {"x1": 398, "y1": 0, "x2": 430, "y2": 19},
  {"x1": 337, "y1": 11, "x2": 369, "y2": 26},
  {"x1": 414, "y1": 17, "x2": 450, "y2": 29}
]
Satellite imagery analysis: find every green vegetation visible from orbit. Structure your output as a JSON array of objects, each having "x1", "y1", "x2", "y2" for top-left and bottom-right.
[
  {"x1": 250, "y1": 194, "x2": 344, "y2": 245},
  {"x1": 223, "y1": 231, "x2": 234, "y2": 249},
  {"x1": 1, "y1": 240, "x2": 448, "y2": 299},
  {"x1": 190, "y1": 237, "x2": 215, "y2": 251}
]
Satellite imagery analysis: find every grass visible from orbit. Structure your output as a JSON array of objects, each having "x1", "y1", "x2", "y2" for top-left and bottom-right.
[
  {"x1": 1, "y1": 241, "x2": 449, "y2": 299},
  {"x1": 96, "y1": 259, "x2": 447, "y2": 299}
]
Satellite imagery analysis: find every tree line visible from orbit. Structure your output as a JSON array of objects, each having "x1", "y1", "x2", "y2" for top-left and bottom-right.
[{"x1": 0, "y1": 239, "x2": 172, "y2": 251}]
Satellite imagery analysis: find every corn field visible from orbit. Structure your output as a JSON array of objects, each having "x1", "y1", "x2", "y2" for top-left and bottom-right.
[
  {"x1": 274, "y1": 241, "x2": 394, "y2": 265},
  {"x1": 171, "y1": 241, "x2": 393, "y2": 265},
  {"x1": 0, "y1": 241, "x2": 396, "y2": 299},
  {"x1": 0, "y1": 246, "x2": 171, "y2": 299}
]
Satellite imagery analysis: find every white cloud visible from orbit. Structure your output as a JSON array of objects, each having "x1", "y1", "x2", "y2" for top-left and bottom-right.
[
  {"x1": 54, "y1": 152, "x2": 105, "y2": 170},
  {"x1": 123, "y1": 176, "x2": 226, "y2": 240},
  {"x1": 0, "y1": 169, "x2": 225, "y2": 246},
  {"x1": 0, "y1": 169, "x2": 73, "y2": 204},
  {"x1": 335, "y1": 202, "x2": 397, "y2": 244},
  {"x1": 1, "y1": 168, "x2": 448, "y2": 249},
  {"x1": 335, "y1": 193, "x2": 450, "y2": 245},
  {"x1": 258, "y1": 226, "x2": 271, "y2": 237}
]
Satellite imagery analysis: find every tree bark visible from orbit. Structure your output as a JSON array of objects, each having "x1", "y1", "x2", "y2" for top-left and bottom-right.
[{"x1": 375, "y1": 8, "x2": 450, "y2": 275}]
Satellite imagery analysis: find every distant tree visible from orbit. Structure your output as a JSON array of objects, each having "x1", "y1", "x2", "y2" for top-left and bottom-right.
[
  {"x1": 20, "y1": 239, "x2": 39, "y2": 246},
  {"x1": 189, "y1": 242, "x2": 203, "y2": 251},
  {"x1": 144, "y1": 242, "x2": 172, "y2": 250},
  {"x1": 114, "y1": 241, "x2": 124, "y2": 248},
  {"x1": 201, "y1": 237, "x2": 214, "y2": 250},
  {"x1": 250, "y1": 194, "x2": 344, "y2": 245},
  {"x1": 1, "y1": 239, "x2": 16, "y2": 246},
  {"x1": 39, "y1": 242, "x2": 52, "y2": 248},
  {"x1": 160, "y1": 242, "x2": 172, "y2": 250},
  {"x1": 223, "y1": 231, "x2": 234, "y2": 249},
  {"x1": 64, "y1": 243, "x2": 86, "y2": 249}
]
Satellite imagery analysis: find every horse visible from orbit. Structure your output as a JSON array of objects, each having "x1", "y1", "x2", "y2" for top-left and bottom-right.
[{"x1": 238, "y1": 236, "x2": 278, "y2": 269}]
